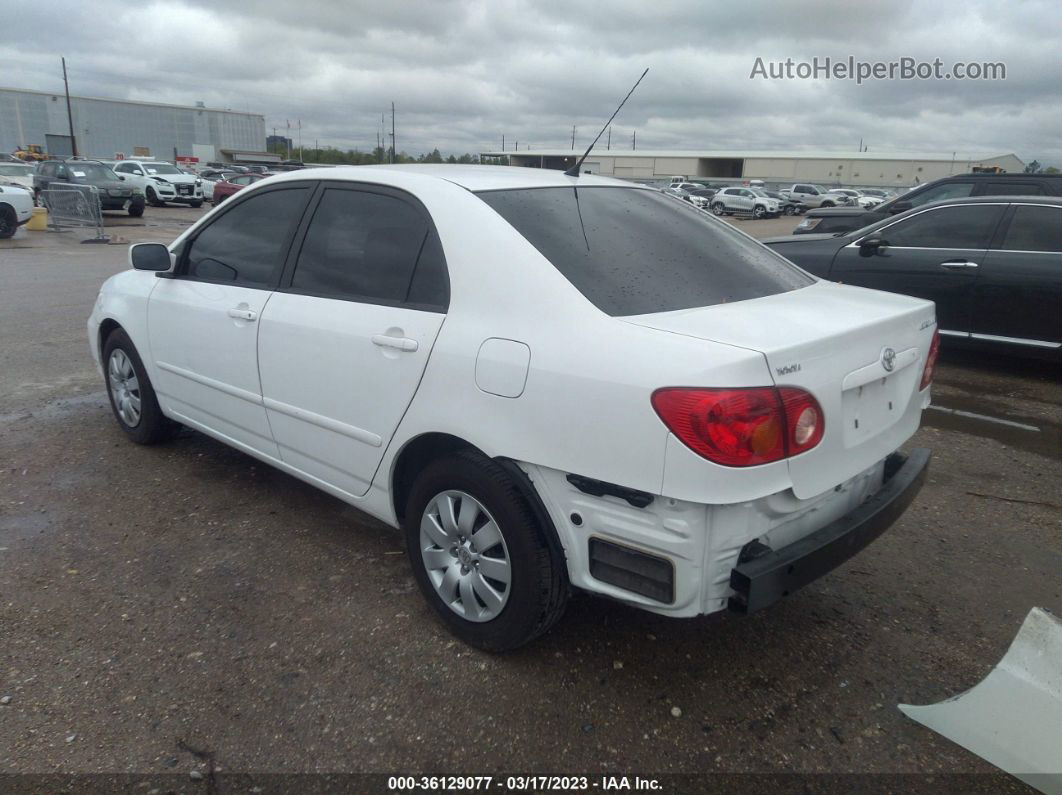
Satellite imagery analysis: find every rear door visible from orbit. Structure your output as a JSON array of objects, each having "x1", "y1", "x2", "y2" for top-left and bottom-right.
[
  {"x1": 972, "y1": 203, "x2": 1062, "y2": 350},
  {"x1": 256, "y1": 183, "x2": 449, "y2": 497},
  {"x1": 147, "y1": 183, "x2": 312, "y2": 455},
  {"x1": 827, "y1": 203, "x2": 1006, "y2": 335}
]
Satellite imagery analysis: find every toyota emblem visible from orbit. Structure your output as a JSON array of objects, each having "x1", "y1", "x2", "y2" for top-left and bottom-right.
[{"x1": 881, "y1": 347, "x2": 897, "y2": 372}]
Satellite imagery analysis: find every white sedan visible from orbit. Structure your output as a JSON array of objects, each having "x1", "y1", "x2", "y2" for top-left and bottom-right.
[
  {"x1": 87, "y1": 166, "x2": 936, "y2": 650},
  {"x1": 0, "y1": 183, "x2": 34, "y2": 238}
]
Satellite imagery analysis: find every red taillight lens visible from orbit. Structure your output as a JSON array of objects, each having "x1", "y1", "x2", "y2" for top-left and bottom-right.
[
  {"x1": 778, "y1": 387, "x2": 824, "y2": 455},
  {"x1": 652, "y1": 386, "x2": 823, "y2": 467},
  {"x1": 920, "y1": 329, "x2": 940, "y2": 390}
]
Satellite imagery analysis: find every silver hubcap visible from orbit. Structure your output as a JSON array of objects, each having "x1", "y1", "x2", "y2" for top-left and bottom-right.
[
  {"x1": 107, "y1": 349, "x2": 142, "y2": 427},
  {"x1": 420, "y1": 490, "x2": 511, "y2": 623}
]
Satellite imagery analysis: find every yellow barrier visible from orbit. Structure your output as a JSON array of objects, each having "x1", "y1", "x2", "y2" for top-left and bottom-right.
[{"x1": 26, "y1": 206, "x2": 48, "y2": 231}]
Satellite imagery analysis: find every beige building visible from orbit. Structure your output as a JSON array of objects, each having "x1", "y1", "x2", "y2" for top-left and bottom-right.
[{"x1": 481, "y1": 149, "x2": 1025, "y2": 188}]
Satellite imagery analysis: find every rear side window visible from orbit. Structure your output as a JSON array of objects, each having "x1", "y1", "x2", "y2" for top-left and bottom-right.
[
  {"x1": 478, "y1": 187, "x2": 812, "y2": 316},
  {"x1": 291, "y1": 188, "x2": 448, "y2": 309},
  {"x1": 1000, "y1": 205, "x2": 1062, "y2": 252},
  {"x1": 977, "y1": 182, "x2": 1045, "y2": 196},
  {"x1": 184, "y1": 187, "x2": 308, "y2": 286},
  {"x1": 904, "y1": 182, "x2": 976, "y2": 208},
  {"x1": 884, "y1": 204, "x2": 1004, "y2": 249}
]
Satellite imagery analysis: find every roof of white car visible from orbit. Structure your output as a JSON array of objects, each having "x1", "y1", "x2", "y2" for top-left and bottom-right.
[{"x1": 265, "y1": 164, "x2": 642, "y2": 192}]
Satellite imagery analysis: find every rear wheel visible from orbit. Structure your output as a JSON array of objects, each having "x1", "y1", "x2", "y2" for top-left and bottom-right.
[
  {"x1": 128, "y1": 199, "x2": 145, "y2": 218},
  {"x1": 0, "y1": 205, "x2": 16, "y2": 239},
  {"x1": 820, "y1": 201, "x2": 835, "y2": 208},
  {"x1": 783, "y1": 205, "x2": 795, "y2": 216},
  {"x1": 404, "y1": 452, "x2": 568, "y2": 651},
  {"x1": 102, "y1": 328, "x2": 178, "y2": 445}
]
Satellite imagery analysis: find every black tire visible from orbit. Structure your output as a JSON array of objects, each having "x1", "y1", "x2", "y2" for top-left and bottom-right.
[
  {"x1": 128, "y1": 200, "x2": 145, "y2": 218},
  {"x1": 190, "y1": 200, "x2": 203, "y2": 208},
  {"x1": 145, "y1": 187, "x2": 164, "y2": 207},
  {"x1": 0, "y1": 205, "x2": 16, "y2": 239},
  {"x1": 820, "y1": 201, "x2": 835, "y2": 208},
  {"x1": 783, "y1": 205, "x2": 795, "y2": 216},
  {"x1": 102, "y1": 328, "x2": 178, "y2": 445},
  {"x1": 404, "y1": 452, "x2": 569, "y2": 651},
  {"x1": 711, "y1": 202, "x2": 725, "y2": 216},
  {"x1": 753, "y1": 205, "x2": 766, "y2": 219}
]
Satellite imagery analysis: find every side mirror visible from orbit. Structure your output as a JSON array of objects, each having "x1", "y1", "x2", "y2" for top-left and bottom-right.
[
  {"x1": 117, "y1": 175, "x2": 126, "y2": 181},
  {"x1": 889, "y1": 200, "x2": 912, "y2": 214},
  {"x1": 129, "y1": 242, "x2": 173, "y2": 272},
  {"x1": 858, "y1": 237, "x2": 889, "y2": 256}
]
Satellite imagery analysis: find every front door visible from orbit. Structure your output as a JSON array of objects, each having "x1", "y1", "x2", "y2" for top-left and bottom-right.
[
  {"x1": 828, "y1": 203, "x2": 1006, "y2": 335},
  {"x1": 256, "y1": 184, "x2": 450, "y2": 497},
  {"x1": 147, "y1": 184, "x2": 311, "y2": 456}
]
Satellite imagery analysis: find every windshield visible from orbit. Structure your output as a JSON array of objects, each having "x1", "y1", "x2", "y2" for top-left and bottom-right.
[
  {"x1": 144, "y1": 163, "x2": 181, "y2": 175},
  {"x1": 749, "y1": 189, "x2": 769, "y2": 198},
  {"x1": 67, "y1": 163, "x2": 117, "y2": 183},
  {"x1": 0, "y1": 164, "x2": 33, "y2": 176},
  {"x1": 477, "y1": 186, "x2": 812, "y2": 316}
]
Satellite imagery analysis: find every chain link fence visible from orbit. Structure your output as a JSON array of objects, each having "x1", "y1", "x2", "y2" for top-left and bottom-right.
[{"x1": 39, "y1": 183, "x2": 108, "y2": 243}]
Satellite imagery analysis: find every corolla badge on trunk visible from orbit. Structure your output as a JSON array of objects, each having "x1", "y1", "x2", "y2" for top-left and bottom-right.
[{"x1": 881, "y1": 347, "x2": 897, "y2": 372}]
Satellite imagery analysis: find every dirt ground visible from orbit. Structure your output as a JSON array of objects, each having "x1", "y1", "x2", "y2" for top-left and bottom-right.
[{"x1": 0, "y1": 204, "x2": 1058, "y2": 791}]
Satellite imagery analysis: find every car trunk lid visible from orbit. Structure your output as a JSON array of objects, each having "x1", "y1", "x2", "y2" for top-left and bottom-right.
[{"x1": 624, "y1": 281, "x2": 936, "y2": 498}]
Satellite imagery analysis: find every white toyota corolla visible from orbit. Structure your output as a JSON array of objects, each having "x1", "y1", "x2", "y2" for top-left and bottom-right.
[{"x1": 88, "y1": 165, "x2": 937, "y2": 650}]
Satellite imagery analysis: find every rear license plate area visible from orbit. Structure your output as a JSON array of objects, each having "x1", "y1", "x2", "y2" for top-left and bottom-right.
[{"x1": 842, "y1": 375, "x2": 905, "y2": 447}]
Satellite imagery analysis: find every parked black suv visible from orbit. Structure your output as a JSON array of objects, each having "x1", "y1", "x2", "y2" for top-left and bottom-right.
[
  {"x1": 794, "y1": 172, "x2": 1062, "y2": 235},
  {"x1": 33, "y1": 160, "x2": 146, "y2": 217}
]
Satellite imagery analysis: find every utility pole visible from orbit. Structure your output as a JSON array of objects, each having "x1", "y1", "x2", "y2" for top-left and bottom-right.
[
  {"x1": 607, "y1": 126, "x2": 611, "y2": 150},
  {"x1": 632, "y1": 130, "x2": 636, "y2": 150},
  {"x1": 298, "y1": 119, "x2": 302, "y2": 158},
  {"x1": 61, "y1": 57, "x2": 77, "y2": 157},
  {"x1": 502, "y1": 134, "x2": 505, "y2": 151},
  {"x1": 389, "y1": 102, "x2": 396, "y2": 164},
  {"x1": 571, "y1": 125, "x2": 576, "y2": 150}
]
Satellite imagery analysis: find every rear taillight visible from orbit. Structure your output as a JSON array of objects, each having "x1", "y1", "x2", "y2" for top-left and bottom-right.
[
  {"x1": 920, "y1": 329, "x2": 940, "y2": 390},
  {"x1": 651, "y1": 386, "x2": 824, "y2": 467}
]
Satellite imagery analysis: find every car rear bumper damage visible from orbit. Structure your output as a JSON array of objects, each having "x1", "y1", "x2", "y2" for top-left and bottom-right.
[
  {"x1": 522, "y1": 447, "x2": 930, "y2": 619},
  {"x1": 728, "y1": 447, "x2": 930, "y2": 613}
]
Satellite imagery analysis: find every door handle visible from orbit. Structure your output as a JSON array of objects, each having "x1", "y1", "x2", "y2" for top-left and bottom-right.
[
  {"x1": 371, "y1": 334, "x2": 418, "y2": 352},
  {"x1": 939, "y1": 260, "x2": 979, "y2": 270},
  {"x1": 227, "y1": 307, "x2": 257, "y2": 321}
]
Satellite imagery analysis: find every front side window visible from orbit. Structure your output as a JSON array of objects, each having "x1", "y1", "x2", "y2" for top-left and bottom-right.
[
  {"x1": 478, "y1": 186, "x2": 812, "y2": 316},
  {"x1": 1000, "y1": 205, "x2": 1062, "y2": 252},
  {"x1": 906, "y1": 182, "x2": 976, "y2": 208},
  {"x1": 883, "y1": 204, "x2": 1004, "y2": 249},
  {"x1": 183, "y1": 187, "x2": 308, "y2": 286},
  {"x1": 290, "y1": 188, "x2": 447, "y2": 308}
]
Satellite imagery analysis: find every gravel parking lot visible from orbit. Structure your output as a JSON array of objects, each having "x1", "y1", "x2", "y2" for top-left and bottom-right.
[{"x1": 1, "y1": 205, "x2": 1058, "y2": 788}]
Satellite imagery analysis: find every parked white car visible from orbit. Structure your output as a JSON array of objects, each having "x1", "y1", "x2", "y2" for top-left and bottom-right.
[
  {"x1": 711, "y1": 186, "x2": 781, "y2": 218},
  {"x1": 0, "y1": 182, "x2": 33, "y2": 237},
  {"x1": 88, "y1": 166, "x2": 936, "y2": 650},
  {"x1": 111, "y1": 160, "x2": 204, "y2": 207},
  {"x1": 0, "y1": 161, "x2": 37, "y2": 193},
  {"x1": 831, "y1": 188, "x2": 883, "y2": 208}
]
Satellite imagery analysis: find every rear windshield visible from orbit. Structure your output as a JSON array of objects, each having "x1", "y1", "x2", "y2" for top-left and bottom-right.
[{"x1": 477, "y1": 186, "x2": 812, "y2": 316}]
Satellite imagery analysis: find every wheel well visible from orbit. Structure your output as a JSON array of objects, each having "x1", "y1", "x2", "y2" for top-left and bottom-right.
[
  {"x1": 391, "y1": 433, "x2": 482, "y2": 523},
  {"x1": 97, "y1": 318, "x2": 122, "y2": 357}
]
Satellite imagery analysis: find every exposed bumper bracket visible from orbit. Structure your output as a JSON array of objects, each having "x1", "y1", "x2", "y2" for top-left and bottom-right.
[{"x1": 728, "y1": 448, "x2": 931, "y2": 614}]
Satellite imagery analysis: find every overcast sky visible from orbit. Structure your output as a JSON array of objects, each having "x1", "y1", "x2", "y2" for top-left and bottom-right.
[{"x1": 3, "y1": 0, "x2": 1060, "y2": 164}]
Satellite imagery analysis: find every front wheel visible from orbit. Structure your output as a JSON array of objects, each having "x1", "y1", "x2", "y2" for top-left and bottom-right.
[
  {"x1": 753, "y1": 204, "x2": 766, "y2": 219},
  {"x1": 711, "y1": 203, "x2": 725, "y2": 216},
  {"x1": 0, "y1": 205, "x2": 16, "y2": 239},
  {"x1": 102, "y1": 328, "x2": 178, "y2": 444},
  {"x1": 145, "y1": 187, "x2": 164, "y2": 207},
  {"x1": 404, "y1": 452, "x2": 568, "y2": 651},
  {"x1": 190, "y1": 200, "x2": 203, "y2": 208},
  {"x1": 128, "y1": 200, "x2": 145, "y2": 218},
  {"x1": 820, "y1": 201, "x2": 835, "y2": 208},
  {"x1": 783, "y1": 205, "x2": 796, "y2": 216}
]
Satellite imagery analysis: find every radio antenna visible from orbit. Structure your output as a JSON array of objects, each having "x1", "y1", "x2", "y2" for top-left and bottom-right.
[{"x1": 565, "y1": 68, "x2": 649, "y2": 177}]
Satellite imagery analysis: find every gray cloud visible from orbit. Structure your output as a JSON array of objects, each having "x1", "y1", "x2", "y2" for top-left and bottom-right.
[{"x1": 2, "y1": 0, "x2": 1060, "y2": 163}]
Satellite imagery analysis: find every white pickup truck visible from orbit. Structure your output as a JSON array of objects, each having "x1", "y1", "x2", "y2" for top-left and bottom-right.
[{"x1": 779, "y1": 184, "x2": 853, "y2": 208}]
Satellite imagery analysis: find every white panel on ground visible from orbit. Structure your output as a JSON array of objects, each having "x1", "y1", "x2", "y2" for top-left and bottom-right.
[{"x1": 899, "y1": 607, "x2": 1062, "y2": 795}]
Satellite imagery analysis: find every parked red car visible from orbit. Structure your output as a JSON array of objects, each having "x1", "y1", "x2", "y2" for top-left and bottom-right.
[{"x1": 211, "y1": 173, "x2": 274, "y2": 204}]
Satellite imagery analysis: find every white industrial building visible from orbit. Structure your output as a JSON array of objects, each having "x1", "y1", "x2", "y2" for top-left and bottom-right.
[
  {"x1": 481, "y1": 149, "x2": 1025, "y2": 187},
  {"x1": 0, "y1": 87, "x2": 267, "y2": 164}
]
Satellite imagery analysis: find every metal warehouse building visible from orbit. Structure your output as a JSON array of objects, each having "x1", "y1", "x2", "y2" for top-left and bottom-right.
[
  {"x1": 482, "y1": 149, "x2": 1025, "y2": 187},
  {"x1": 0, "y1": 87, "x2": 266, "y2": 163}
]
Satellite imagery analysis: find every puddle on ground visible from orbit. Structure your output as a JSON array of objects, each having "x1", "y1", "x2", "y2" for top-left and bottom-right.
[{"x1": 924, "y1": 393, "x2": 1062, "y2": 461}]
